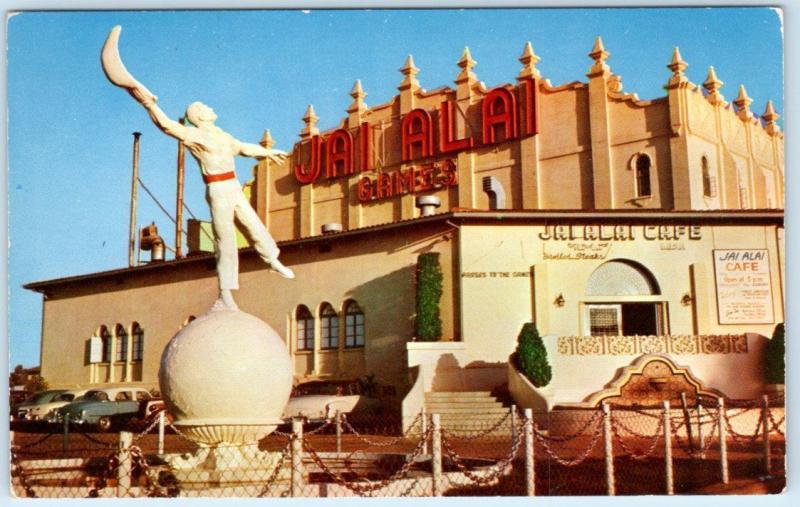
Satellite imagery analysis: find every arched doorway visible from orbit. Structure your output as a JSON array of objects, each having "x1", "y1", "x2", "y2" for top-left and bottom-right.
[{"x1": 584, "y1": 259, "x2": 664, "y2": 336}]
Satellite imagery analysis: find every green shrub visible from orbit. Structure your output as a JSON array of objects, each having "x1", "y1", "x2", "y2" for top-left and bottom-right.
[
  {"x1": 415, "y1": 253, "x2": 443, "y2": 341},
  {"x1": 764, "y1": 323, "x2": 785, "y2": 384},
  {"x1": 514, "y1": 323, "x2": 552, "y2": 387}
]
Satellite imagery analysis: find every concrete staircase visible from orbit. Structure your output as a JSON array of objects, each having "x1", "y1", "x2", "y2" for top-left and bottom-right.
[{"x1": 424, "y1": 391, "x2": 514, "y2": 434}]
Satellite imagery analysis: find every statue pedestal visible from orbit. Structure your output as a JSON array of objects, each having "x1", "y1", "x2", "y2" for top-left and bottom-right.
[{"x1": 158, "y1": 308, "x2": 294, "y2": 488}]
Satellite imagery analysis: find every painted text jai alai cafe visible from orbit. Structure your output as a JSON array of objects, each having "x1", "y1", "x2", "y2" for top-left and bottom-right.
[{"x1": 26, "y1": 39, "x2": 784, "y2": 423}]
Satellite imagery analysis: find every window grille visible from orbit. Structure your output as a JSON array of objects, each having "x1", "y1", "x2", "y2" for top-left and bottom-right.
[
  {"x1": 115, "y1": 325, "x2": 127, "y2": 362},
  {"x1": 635, "y1": 155, "x2": 652, "y2": 198},
  {"x1": 345, "y1": 301, "x2": 365, "y2": 348},
  {"x1": 296, "y1": 306, "x2": 315, "y2": 351},
  {"x1": 320, "y1": 304, "x2": 339, "y2": 349}
]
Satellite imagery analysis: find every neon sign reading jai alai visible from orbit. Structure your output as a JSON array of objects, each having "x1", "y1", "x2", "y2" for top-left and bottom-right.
[
  {"x1": 538, "y1": 225, "x2": 703, "y2": 241},
  {"x1": 293, "y1": 78, "x2": 540, "y2": 203}
]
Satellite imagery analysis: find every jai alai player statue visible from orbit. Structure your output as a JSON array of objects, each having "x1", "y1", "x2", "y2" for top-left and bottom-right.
[{"x1": 101, "y1": 26, "x2": 294, "y2": 311}]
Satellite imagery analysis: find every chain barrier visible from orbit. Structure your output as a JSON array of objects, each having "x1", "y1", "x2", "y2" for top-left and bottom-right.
[
  {"x1": 722, "y1": 406, "x2": 764, "y2": 444},
  {"x1": 132, "y1": 414, "x2": 164, "y2": 443},
  {"x1": 669, "y1": 417, "x2": 718, "y2": 458},
  {"x1": 340, "y1": 411, "x2": 421, "y2": 447},
  {"x1": 433, "y1": 410, "x2": 513, "y2": 441},
  {"x1": 534, "y1": 411, "x2": 602, "y2": 442},
  {"x1": 440, "y1": 425, "x2": 522, "y2": 486},
  {"x1": 10, "y1": 445, "x2": 38, "y2": 498},
  {"x1": 611, "y1": 415, "x2": 664, "y2": 461},
  {"x1": 13, "y1": 431, "x2": 56, "y2": 451},
  {"x1": 767, "y1": 408, "x2": 785, "y2": 437},
  {"x1": 302, "y1": 426, "x2": 432, "y2": 496},
  {"x1": 256, "y1": 440, "x2": 292, "y2": 498},
  {"x1": 75, "y1": 431, "x2": 118, "y2": 448},
  {"x1": 533, "y1": 416, "x2": 604, "y2": 467}
]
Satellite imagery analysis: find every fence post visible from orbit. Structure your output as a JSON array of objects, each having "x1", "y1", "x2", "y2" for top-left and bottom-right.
[
  {"x1": 511, "y1": 405, "x2": 517, "y2": 443},
  {"x1": 431, "y1": 413, "x2": 442, "y2": 497},
  {"x1": 602, "y1": 402, "x2": 616, "y2": 496},
  {"x1": 335, "y1": 411, "x2": 342, "y2": 454},
  {"x1": 62, "y1": 413, "x2": 70, "y2": 452},
  {"x1": 421, "y1": 406, "x2": 428, "y2": 456},
  {"x1": 291, "y1": 418, "x2": 305, "y2": 497},
  {"x1": 524, "y1": 408, "x2": 535, "y2": 496},
  {"x1": 717, "y1": 397, "x2": 729, "y2": 484},
  {"x1": 762, "y1": 394, "x2": 771, "y2": 475},
  {"x1": 117, "y1": 431, "x2": 133, "y2": 497},
  {"x1": 696, "y1": 400, "x2": 705, "y2": 457},
  {"x1": 157, "y1": 411, "x2": 165, "y2": 455},
  {"x1": 663, "y1": 400, "x2": 674, "y2": 495}
]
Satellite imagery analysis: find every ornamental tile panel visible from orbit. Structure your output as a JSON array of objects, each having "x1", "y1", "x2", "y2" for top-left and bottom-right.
[
  {"x1": 556, "y1": 336, "x2": 573, "y2": 355},
  {"x1": 638, "y1": 335, "x2": 668, "y2": 354},
  {"x1": 670, "y1": 335, "x2": 699, "y2": 355},
  {"x1": 731, "y1": 334, "x2": 749, "y2": 353},
  {"x1": 606, "y1": 334, "x2": 636, "y2": 355},
  {"x1": 702, "y1": 334, "x2": 731, "y2": 354},
  {"x1": 576, "y1": 335, "x2": 603, "y2": 355}
]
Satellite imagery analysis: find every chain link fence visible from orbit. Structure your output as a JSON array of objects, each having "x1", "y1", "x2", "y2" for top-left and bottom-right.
[{"x1": 10, "y1": 394, "x2": 785, "y2": 497}]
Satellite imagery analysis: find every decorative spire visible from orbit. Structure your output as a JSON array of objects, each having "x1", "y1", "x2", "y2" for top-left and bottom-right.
[
  {"x1": 259, "y1": 129, "x2": 275, "y2": 149},
  {"x1": 703, "y1": 66, "x2": 724, "y2": 105},
  {"x1": 456, "y1": 47, "x2": 477, "y2": 83},
  {"x1": 762, "y1": 100, "x2": 781, "y2": 135},
  {"x1": 587, "y1": 36, "x2": 611, "y2": 77},
  {"x1": 517, "y1": 41, "x2": 541, "y2": 81},
  {"x1": 399, "y1": 54, "x2": 420, "y2": 90},
  {"x1": 666, "y1": 47, "x2": 689, "y2": 88},
  {"x1": 301, "y1": 104, "x2": 319, "y2": 138},
  {"x1": 733, "y1": 85, "x2": 753, "y2": 120},
  {"x1": 348, "y1": 79, "x2": 368, "y2": 115}
]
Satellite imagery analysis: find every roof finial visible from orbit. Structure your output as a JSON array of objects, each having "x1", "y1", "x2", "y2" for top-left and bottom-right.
[
  {"x1": 399, "y1": 54, "x2": 420, "y2": 89},
  {"x1": 348, "y1": 79, "x2": 368, "y2": 114},
  {"x1": 587, "y1": 36, "x2": 611, "y2": 77},
  {"x1": 762, "y1": 100, "x2": 781, "y2": 135},
  {"x1": 665, "y1": 47, "x2": 689, "y2": 90},
  {"x1": 733, "y1": 84, "x2": 753, "y2": 120},
  {"x1": 259, "y1": 129, "x2": 275, "y2": 149},
  {"x1": 301, "y1": 104, "x2": 319, "y2": 138},
  {"x1": 517, "y1": 41, "x2": 541, "y2": 81},
  {"x1": 703, "y1": 66, "x2": 725, "y2": 105}
]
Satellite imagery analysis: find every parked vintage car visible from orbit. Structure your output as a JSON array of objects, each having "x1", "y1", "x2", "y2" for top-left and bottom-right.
[
  {"x1": 12, "y1": 389, "x2": 67, "y2": 421},
  {"x1": 52, "y1": 387, "x2": 153, "y2": 431},
  {"x1": 282, "y1": 379, "x2": 381, "y2": 422},
  {"x1": 24, "y1": 389, "x2": 90, "y2": 421}
]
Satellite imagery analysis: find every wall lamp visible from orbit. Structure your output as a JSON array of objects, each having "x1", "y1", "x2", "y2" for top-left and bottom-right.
[
  {"x1": 681, "y1": 293, "x2": 693, "y2": 306},
  {"x1": 554, "y1": 293, "x2": 566, "y2": 307}
]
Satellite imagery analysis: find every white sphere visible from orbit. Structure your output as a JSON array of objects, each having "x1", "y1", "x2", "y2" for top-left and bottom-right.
[{"x1": 158, "y1": 309, "x2": 293, "y2": 445}]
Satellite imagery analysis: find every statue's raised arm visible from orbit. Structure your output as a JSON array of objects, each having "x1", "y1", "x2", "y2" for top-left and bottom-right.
[{"x1": 101, "y1": 26, "x2": 190, "y2": 141}]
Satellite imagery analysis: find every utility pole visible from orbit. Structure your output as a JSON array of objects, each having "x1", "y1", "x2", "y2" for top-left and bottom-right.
[
  {"x1": 175, "y1": 117, "x2": 186, "y2": 258},
  {"x1": 128, "y1": 132, "x2": 142, "y2": 267}
]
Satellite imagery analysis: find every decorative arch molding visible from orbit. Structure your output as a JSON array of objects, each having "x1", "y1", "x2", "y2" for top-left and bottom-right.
[
  {"x1": 582, "y1": 354, "x2": 725, "y2": 407},
  {"x1": 585, "y1": 259, "x2": 661, "y2": 296}
]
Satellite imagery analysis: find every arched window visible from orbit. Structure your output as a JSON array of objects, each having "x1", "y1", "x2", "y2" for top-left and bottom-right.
[
  {"x1": 320, "y1": 303, "x2": 339, "y2": 350},
  {"x1": 114, "y1": 324, "x2": 128, "y2": 362},
  {"x1": 296, "y1": 305, "x2": 314, "y2": 351},
  {"x1": 99, "y1": 326, "x2": 111, "y2": 363},
  {"x1": 586, "y1": 260, "x2": 660, "y2": 296},
  {"x1": 131, "y1": 322, "x2": 144, "y2": 362},
  {"x1": 701, "y1": 156, "x2": 716, "y2": 198},
  {"x1": 344, "y1": 300, "x2": 365, "y2": 348},
  {"x1": 635, "y1": 154, "x2": 652, "y2": 198}
]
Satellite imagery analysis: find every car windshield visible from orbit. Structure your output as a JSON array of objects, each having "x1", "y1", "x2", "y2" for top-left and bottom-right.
[
  {"x1": 24, "y1": 390, "x2": 64, "y2": 404},
  {"x1": 84, "y1": 391, "x2": 110, "y2": 402},
  {"x1": 54, "y1": 393, "x2": 76, "y2": 402}
]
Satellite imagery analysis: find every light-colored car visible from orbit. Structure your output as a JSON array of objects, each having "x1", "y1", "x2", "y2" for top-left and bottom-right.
[
  {"x1": 13, "y1": 390, "x2": 67, "y2": 421},
  {"x1": 282, "y1": 394, "x2": 362, "y2": 422},
  {"x1": 25, "y1": 389, "x2": 90, "y2": 421},
  {"x1": 54, "y1": 387, "x2": 153, "y2": 431}
]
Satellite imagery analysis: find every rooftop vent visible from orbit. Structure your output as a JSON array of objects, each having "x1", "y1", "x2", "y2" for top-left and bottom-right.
[
  {"x1": 321, "y1": 223, "x2": 343, "y2": 235},
  {"x1": 416, "y1": 195, "x2": 442, "y2": 217},
  {"x1": 139, "y1": 223, "x2": 165, "y2": 262}
]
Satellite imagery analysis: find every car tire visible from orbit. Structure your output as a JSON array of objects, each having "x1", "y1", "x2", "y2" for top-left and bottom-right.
[{"x1": 97, "y1": 416, "x2": 112, "y2": 432}]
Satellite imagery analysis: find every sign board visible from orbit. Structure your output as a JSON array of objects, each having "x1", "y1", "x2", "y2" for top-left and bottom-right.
[
  {"x1": 713, "y1": 249, "x2": 775, "y2": 324},
  {"x1": 89, "y1": 336, "x2": 103, "y2": 364}
]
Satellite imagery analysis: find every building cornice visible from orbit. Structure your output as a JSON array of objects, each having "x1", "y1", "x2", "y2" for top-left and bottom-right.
[{"x1": 24, "y1": 209, "x2": 783, "y2": 293}]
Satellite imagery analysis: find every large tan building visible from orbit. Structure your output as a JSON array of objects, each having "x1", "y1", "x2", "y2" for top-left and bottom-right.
[{"x1": 26, "y1": 39, "x2": 784, "y2": 411}]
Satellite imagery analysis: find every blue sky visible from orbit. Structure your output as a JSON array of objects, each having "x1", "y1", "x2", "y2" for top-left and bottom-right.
[{"x1": 7, "y1": 8, "x2": 784, "y2": 368}]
